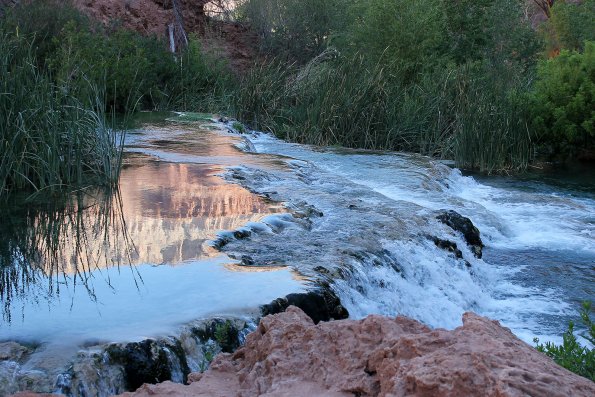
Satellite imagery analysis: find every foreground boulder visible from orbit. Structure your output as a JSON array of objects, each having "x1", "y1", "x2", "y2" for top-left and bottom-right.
[{"x1": 119, "y1": 306, "x2": 594, "y2": 397}]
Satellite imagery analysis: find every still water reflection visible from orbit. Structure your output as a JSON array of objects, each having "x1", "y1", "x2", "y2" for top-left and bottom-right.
[{"x1": 0, "y1": 119, "x2": 302, "y2": 344}]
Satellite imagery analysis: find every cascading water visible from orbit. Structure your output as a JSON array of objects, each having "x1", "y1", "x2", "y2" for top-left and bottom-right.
[
  {"x1": 0, "y1": 116, "x2": 592, "y2": 396},
  {"x1": 222, "y1": 130, "x2": 594, "y2": 344}
]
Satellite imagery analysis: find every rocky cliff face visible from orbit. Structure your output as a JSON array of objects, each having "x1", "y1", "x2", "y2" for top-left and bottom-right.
[
  {"x1": 72, "y1": 0, "x2": 208, "y2": 36},
  {"x1": 72, "y1": 0, "x2": 256, "y2": 72},
  {"x1": 119, "y1": 306, "x2": 594, "y2": 397}
]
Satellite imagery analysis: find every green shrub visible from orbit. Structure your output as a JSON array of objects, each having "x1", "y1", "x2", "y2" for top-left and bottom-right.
[
  {"x1": 4, "y1": 0, "x2": 235, "y2": 113},
  {"x1": 2, "y1": 0, "x2": 91, "y2": 67},
  {"x1": 529, "y1": 42, "x2": 595, "y2": 157},
  {"x1": 544, "y1": 0, "x2": 595, "y2": 53},
  {"x1": 168, "y1": 35, "x2": 235, "y2": 112},
  {"x1": 534, "y1": 302, "x2": 595, "y2": 381},
  {"x1": 49, "y1": 23, "x2": 179, "y2": 112},
  {"x1": 341, "y1": 0, "x2": 445, "y2": 83},
  {"x1": 236, "y1": 0, "x2": 344, "y2": 63},
  {"x1": 233, "y1": 0, "x2": 540, "y2": 172}
]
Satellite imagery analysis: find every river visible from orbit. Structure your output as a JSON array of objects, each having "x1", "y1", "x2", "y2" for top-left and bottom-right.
[{"x1": 0, "y1": 113, "x2": 593, "y2": 395}]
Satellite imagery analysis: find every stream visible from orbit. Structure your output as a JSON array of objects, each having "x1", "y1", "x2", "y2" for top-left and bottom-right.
[{"x1": 0, "y1": 113, "x2": 593, "y2": 396}]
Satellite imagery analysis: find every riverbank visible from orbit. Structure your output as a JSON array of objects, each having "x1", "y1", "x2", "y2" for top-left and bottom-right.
[{"x1": 117, "y1": 306, "x2": 595, "y2": 397}]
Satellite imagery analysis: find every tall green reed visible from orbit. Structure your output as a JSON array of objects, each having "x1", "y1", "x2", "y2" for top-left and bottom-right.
[
  {"x1": 0, "y1": 32, "x2": 124, "y2": 199},
  {"x1": 231, "y1": 52, "x2": 535, "y2": 173}
]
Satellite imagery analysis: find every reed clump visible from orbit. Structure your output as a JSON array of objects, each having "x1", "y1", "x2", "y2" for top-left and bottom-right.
[{"x1": 0, "y1": 32, "x2": 123, "y2": 198}]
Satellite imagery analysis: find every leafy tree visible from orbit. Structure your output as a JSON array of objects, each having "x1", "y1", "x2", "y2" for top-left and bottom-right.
[{"x1": 236, "y1": 0, "x2": 345, "y2": 63}]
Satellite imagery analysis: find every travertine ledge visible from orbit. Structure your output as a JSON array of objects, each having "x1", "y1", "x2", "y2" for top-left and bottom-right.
[{"x1": 118, "y1": 306, "x2": 595, "y2": 397}]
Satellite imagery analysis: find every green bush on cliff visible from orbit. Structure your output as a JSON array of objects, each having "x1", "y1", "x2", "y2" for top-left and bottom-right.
[
  {"x1": 237, "y1": 0, "x2": 345, "y2": 63},
  {"x1": 534, "y1": 302, "x2": 595, "y2": 381},
  {"x1": 3, "y1": 0, "x2": 234, "y2": 113},
  {"x1": 51, "y1": 23, "x2": 185, "y2": 112}
]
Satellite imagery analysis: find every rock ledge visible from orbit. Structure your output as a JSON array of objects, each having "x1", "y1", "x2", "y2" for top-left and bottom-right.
[{"x1": 119, "y1": 306, "x2": 594, "y2": 397}]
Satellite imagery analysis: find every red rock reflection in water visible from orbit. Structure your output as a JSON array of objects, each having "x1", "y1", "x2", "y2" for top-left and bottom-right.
[{"x1": 116, "y1": 160, "x2": 282, "y2": 265}]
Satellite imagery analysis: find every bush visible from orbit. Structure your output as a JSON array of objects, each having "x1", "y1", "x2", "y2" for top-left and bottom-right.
[
  {"x1": 529, "y1": 42, "x2": 595, "y2": 158},
  {"x1": 236, "y1": 0, "x2": 345, "y2": 63},
  {"x1": 2, "y1": 0, "x2": 90, "y2": 67},
  {"x1": 543, "y1": 0, "x2": 595, "y2": 53},
  {"x1": 233, "y1": 0, "x2": 540, "y2": 172},
  {"x1": 341, "y1": 0, "x2": 445, "y2": 83},
  {"x1": 168, "y1": 35, "x2": 235, "y2": 112},
  {"x1": 534, "y1": 302, "x2": 595, "y2": 381}
]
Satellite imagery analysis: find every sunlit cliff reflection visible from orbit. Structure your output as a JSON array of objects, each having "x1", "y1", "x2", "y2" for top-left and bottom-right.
[{"x1": 118, "y1": 159, "x2": 282, "y2": 266}]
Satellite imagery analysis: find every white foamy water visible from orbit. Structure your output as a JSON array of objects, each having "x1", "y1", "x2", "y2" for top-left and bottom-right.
[{"x1": 224, "y1": 131, "x2": 594, "y2": 343}]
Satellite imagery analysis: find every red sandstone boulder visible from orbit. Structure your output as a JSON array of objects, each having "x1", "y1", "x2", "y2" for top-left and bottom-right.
[{"x1": 120, "y1": 306, "x2": 595, "y2": 397}]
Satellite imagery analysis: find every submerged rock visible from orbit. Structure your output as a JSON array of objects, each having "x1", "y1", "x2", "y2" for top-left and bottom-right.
[
  {"x1": 119, "y1": 306, "x2": 595, "y2": 397},
  {"x1": 437, "y1": 210, "x2": 484, "y2": 258},
  {"x1": 106, "y1": 339, "x2": 187, "y2": 391}
]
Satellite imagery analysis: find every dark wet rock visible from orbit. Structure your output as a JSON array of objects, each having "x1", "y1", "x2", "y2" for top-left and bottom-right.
[
  {"x1": 261, "y1": 290, "x2": 349, "y2": 324},
  {"x1": 210, "y1": 234, "x2": 232, "y2": 250},
  {"x1": 429, "y1": 236, "x2": 463, "y2": 259},
  {"x1": 106, "y1": 339, "x2": 189, "y2": 391},
  {"x1": 232, "y1": 229, "x2": 251, "y2": 239},
  {"x1": 240, "y1": 255, "x2": 255, "y2": 266},
  {"x1": 436, "y1": 210, "x2": 484, "y2": 258},
  {"x1": 313, "y1": 265, "x2": 331, "y2": 276},
  {"x1": 292, "y1": 203, "x2": 324, "y2": 219}
]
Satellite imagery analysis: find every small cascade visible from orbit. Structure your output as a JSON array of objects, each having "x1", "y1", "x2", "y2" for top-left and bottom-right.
[
  {"x1": 221, "y1": 129, "x2": 594, "y2": 344},
  {"x1": 2, "y1": 119, "x2": 593, "y2": 396}
]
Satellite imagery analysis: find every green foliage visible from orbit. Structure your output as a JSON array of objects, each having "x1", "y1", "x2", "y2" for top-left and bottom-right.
[
  {"x1": 232, "y1": 59, "x2": 290, "y2": 130},
  {"x1": 534, "y1": 302, "x2": 595, "y2": 381},
  {"x1": 4, "y1": 0, "x2": 235, "y2": 113},
  {"x1": 544, "y1": 0, "x2": 595, "y2": 52},
  {"x1": 449, "y1": 59, "x2": 535, "y2": 173},
  {"x1": 236, "y1": 0, "x2": 345, "y2": 63},
  {"x1": 168, "y1": 36, "x2": 235, "y2": 112},
  {"x1": 529, "y1": 42, "x2": 595, "y2": 157},
  {"x1": 214, "y1": 320, "x2": 233, "y2": 346},
  {"x1": 233, "y1": 0, "x2": 539, "y2": 172},
  {"x1": 2, "y1": 0, "x2": 90, "y2": 66},
  {"x1": 232, "y1": 121, "x2": 246, "y2": 133},
  {"x1": 0, "y1": 32, "x2": 122, "y2": 198},
  {"x1": 49, "y1": 23, "x2": 176, "y2": 112},
  {"x1": 342, "y1": 0, "x2": 445, "y2": 83}
]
